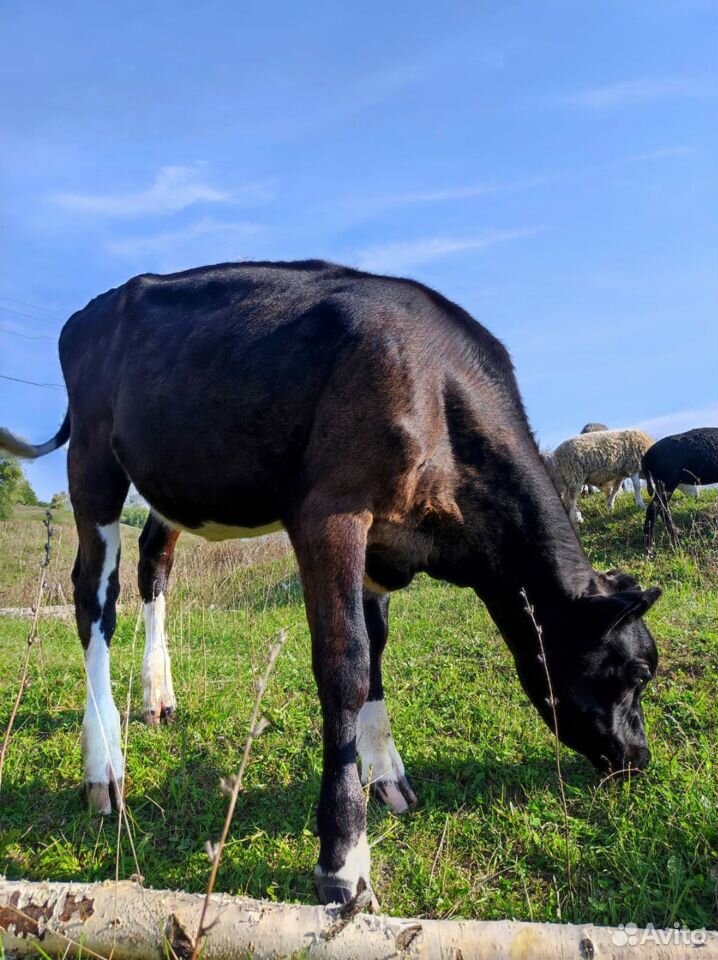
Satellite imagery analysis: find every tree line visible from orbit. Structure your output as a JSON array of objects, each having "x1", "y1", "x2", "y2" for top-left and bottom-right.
[{"x1": 0, "y1": 452, "x2": 149, "y2": 525}]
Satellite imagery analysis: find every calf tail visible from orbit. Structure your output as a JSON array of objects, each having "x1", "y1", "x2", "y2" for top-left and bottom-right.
[{"x1": 0, "y1": 410, "x2": 70, "y2": 459}]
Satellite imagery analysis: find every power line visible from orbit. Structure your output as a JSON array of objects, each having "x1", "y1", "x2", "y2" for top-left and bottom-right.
[
  {"x1": 0, "y1": 325, "x2": 55, "y2": 341},
  {"x1": 0, "y1": 304, "x2": 62, "y2": 324},
  {"x1": 0, "y1": 294, "x2": 59, "y2": 315},
  {"x1": 0, "y1": 373, "x2": 65, "y2": 390}
]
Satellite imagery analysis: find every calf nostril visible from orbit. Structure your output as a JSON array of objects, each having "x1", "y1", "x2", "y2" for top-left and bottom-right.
[{"x1": 626, "y1": 745, "x2": 651, "y2": 771}]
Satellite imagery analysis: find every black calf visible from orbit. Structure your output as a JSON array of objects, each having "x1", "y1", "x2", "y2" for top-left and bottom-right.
[{"x1": 0, "y1": 258, "x2": 663, "y2": 903}]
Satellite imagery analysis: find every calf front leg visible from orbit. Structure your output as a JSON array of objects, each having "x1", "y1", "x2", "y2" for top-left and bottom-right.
[
  {"x1": 358, "y1": 591, "x2": 416, "y2": 813},
  {"x1": 290, "y1": 506, "x2": 372, "y2": 905}
]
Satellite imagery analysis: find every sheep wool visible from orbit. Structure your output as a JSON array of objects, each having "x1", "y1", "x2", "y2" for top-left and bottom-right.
[{"x1": 545, "y1": 429, "x2": 654, "y2": 525}]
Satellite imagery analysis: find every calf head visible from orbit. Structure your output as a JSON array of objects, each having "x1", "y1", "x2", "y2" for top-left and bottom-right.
[{"x1": 518, "y1": 571, "x2": 661, "y2": 773}]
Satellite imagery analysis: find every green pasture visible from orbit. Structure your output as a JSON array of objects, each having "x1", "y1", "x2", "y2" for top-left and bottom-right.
[{"x1": 0, "y1": 492, "x2": 716, "y2": 928}]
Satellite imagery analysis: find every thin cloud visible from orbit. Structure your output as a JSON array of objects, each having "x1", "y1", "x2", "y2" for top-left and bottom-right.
[
  {"x1": 565, "y1": 76, "x2": 715, "y2": 109},
  {"x1": 537, "y1": 405, "x2": 717, "y2": 453},
  {"x1": 624, "y1": 404, "x2": 718, "y2": 440},
  {"x1": 107, "y1": 217, "x2": 265, "y2": 260},
  {"x1": 380, "y1": 183, "x2": 504, "y2": 205},
  {"x1": 619, "y1": 146, "x2": 693, "y2": 163},
  {"x1": 359, "y1": 146, "x2": 692, "y2": 215},
  {"x1": 253, "y1": 62, "x2": 424, "y2": 142},
  {"x1": 354, "y1": 229, "x2": 537, "y2": 274},
  {"x1": 51, "y1": 165, "x2": 270, "y2": 216}
]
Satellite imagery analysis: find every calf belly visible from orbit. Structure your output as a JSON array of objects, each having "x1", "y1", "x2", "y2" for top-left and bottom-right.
[
  {"x1": 110, "y1": 425, "x2": 293, "y2": 534},
  {"x1": 150, "y1": 508, "x2": 285, "y2": 541}
]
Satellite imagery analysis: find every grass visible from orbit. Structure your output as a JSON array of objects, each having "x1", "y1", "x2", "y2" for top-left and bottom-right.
[
  {"x1": 0, "y1": 491, "x2": 716, "y2": 931},
  {"x1": 0, "y1": 504, "x2": 290, "y2": 608}
]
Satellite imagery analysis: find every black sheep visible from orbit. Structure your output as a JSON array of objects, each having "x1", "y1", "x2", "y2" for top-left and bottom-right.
[{"x1": 642, "y1": 427, "x2": 718, "y2": 548}]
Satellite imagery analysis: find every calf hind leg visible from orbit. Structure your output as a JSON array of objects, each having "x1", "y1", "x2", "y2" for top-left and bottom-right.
[
  {"x1": 70, "y1": 442, "x2": 129, "y2": 814},
  {"x1": 138, "y1": 516, "x2": 180, "y2": 725},
  {"x1": 357, "y1": 591, "x2": 417, "y2": 813}
]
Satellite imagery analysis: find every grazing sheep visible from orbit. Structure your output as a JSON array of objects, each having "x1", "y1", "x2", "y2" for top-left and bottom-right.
[
  {"x1": 546, "y1": 428, "x2": 654, "y2": 525},
  {"x1": 642, "y1": 427, "x2": 718, "y2": 548},
  {"x1": 579, "y1": 423, "x2": 608, "y2": 493}
]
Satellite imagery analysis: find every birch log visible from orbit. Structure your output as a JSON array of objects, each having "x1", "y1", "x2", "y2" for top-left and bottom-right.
[{"x1": 1, "y1": 878, "x2": 715, "y2": 959}]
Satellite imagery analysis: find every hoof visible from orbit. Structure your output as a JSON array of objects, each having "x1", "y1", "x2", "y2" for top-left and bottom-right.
[
  {"x1": 82, "y1": 777, "x2": 124, "y2": 815},
  {"x1": 373, "y1": 774, "x2": 417, "y2": 813},
  {"x1": 144, "y1": 704, "x2": 175, "y2": 727},
  {"x1": 315, "y1": 876, "x2": 356, "y2": 905},
  {"x1": 144, "y1": 709, "x2": 160, "y2": 728},
  {"x1": 314, "y1": 875, "x2": 378, "y2": 911}
]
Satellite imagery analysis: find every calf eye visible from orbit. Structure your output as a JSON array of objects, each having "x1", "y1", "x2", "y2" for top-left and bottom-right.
[{"x1": 630, "y1": 660, "x2": 652, "y2": 687}]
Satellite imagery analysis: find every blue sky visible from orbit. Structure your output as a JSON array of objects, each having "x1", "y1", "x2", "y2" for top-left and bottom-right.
[{"x1": 1, "y1": 0, "x2": 716, "y2": 500}]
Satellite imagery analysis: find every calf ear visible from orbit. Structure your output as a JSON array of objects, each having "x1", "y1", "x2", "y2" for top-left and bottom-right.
[
  {"x1": 603, "y1": 569, "x2": 640, "y2": 591},
  {"x1": 585, "y1": 587, "x2": 662, "y2": 634}
]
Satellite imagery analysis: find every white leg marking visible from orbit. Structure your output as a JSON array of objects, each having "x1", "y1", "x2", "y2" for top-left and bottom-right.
[
  {"x1": 82, "y1": 523, "x2": 123, "y2": 813},
  {"x1": 632, "y1": 472, "x2": 646, "y2": 509},
  {"x1": 142, "y1": 593, "x2": 176, "y2": 723},
  {"x1": 356, "y1": 699, "x2": 412, "y2": 813},
  {"x1": 314, "y1": 832, "x2": 371, "y2": 894}
]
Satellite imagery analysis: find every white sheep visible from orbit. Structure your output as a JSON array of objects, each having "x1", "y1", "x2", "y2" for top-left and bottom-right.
[{"x1": 545, "y1": 428, "x2": 654, "y2": 525}]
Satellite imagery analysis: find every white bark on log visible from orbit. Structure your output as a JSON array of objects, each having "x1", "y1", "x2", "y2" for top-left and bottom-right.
[{"x1": 1, "y1": 878, "x2": 715, "y2": 959}]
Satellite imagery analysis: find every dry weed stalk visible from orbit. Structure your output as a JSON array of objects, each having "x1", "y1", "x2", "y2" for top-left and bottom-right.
[
  {"x1": 113, "y1": 606, "x2": 145, "y2": 949},
  {"x1": 0, "y1": 510, "x2": 53, "y2": 793},
  {"x1": 190, "y1": 627, "x2": 288, "y2": 960},
  {"x1": 520, "y1": 587, "x2": 574, "y2": 903}
]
